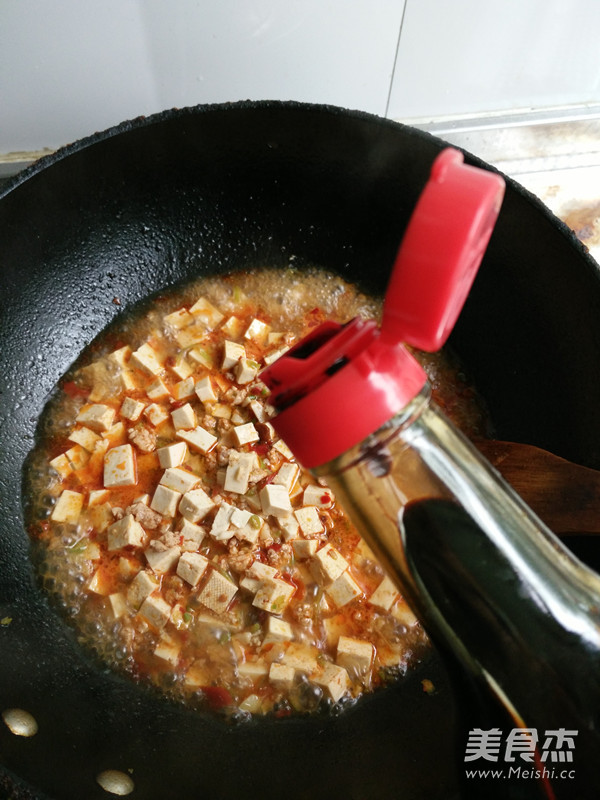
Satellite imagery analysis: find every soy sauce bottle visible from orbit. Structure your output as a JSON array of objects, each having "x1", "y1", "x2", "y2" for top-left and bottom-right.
[{"x1": 261, "y1": 150, "x2": 600, "y2": 799}]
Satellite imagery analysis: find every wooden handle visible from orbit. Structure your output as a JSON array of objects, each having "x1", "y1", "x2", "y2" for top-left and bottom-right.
[{"x1": 475, "y1": 439, "x2": 600, "y2": 536}]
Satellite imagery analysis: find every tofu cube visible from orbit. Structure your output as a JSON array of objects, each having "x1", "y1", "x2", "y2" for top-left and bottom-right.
[
  {"x1": 75, "y1": 403, "x2": 116, "y2": 433},
  {"x1": 127, "y1": 570, "x2": 159, "y2": 608},
  {"x1": 292, "y1": 539, "x2": 318, "y2": 560},
  {"x1": 248, "y1": 398, "x2": 268, "y2": 423},
  {"x1": 260, "y1": 484, "x2": 292, "y2": 518},
  {"x1": 244, "y1": 318, "x2": 270, "y2": 342},
  {"x1": 176, "y1": 426, "x2": 218, "y2": 454},
  {"x1": 369, "y1": 575, "x2": 400, "y2": 611},
  {"x1": 277, "y1": 513, "x2": 300, "y2": 542},
  {"x1": 224, "y1": 451, "x2": 255, "y2": 495},
  {"x1": 179, "y1": 487, "x2": 215, "y2": 523},
  {"x1": 281, "y1": 643, "x2": 319, "y2": 674},
  {"x1": 68, "y1": 426, "x2": 101, "y2": 452},
  {"x1": 178, "y1": 518, "x2": 206, "y2": 546},
  {"x1": 188, "y1": 345, "x2": 213, "y2": 368},
  {"x1": 130, "y1": 342, "x2": 163, "y2": 376},
  {"x1": 294, "y1": 506, "x2": 324, "y2": 536},
  {"x1": 107, "y1": 514, "x2": 146, "y2": 550},
  {"x1": 88, "y1": 489, "x2": 109, "y2": 506},
  {"x1": 211, "y1": 403, "x2": 232, "y2": 420},
  {"x1": 143, "y1": 403, "x2": 170, "y2": 427},
  {"x1": 188, "y1": 296, "x2": 224, "y2": 328},
  {"x1": 107, "y1": 592, "x2": 128, "y2": 619},
  {"x1": 273, "y1": 462, "x2": 299, "y2": 493},
  {"x1": 210, "y1": 502, "x2": 236, "y2": 541},
  {"x1": 336, "y1": 636, "x2": 374, "y2": 676},
  {"x1": 272, "y1": 439, "x2": 294, "y2": 459},
  {"x1": 172, "y1": 377, "x2": 196, "y2": 401},
  {"x1": 222, "y1": 340, "x2": 246, "y2": 369},
  {"x1": 326, "y1": 571, "x2": 363, "y2": 607},
  {"x1": 49, "y1": 453, "x2": 72, "y2": 479},
  {"x1": 197, "y1": 570, "x2": 238, "y2": 614},
  {"x1": 146, "y1": 378, "x2": 171, "y2": 401},
  {"x1": 50, "y1": 489, "x2": 84, "y2": 523},
  {"x1": 139, "y1": 594, "x2": 172, "y2": 630},
  {"x1": 263, "y1": 616, "x2": 293, "y2": 643},
  {"x1": 221, "y1": 315, "x2": 244, "y2": 338},
  {"x1": 195, "y1": 376, "x2": 217, "y2": 404},
  {"x1": 150, "y1": 484, "x2": 182, "y2": 518},
  {"x1": 252, "y1": 579, "x2": 295, "y2": 615},
  {"x1": 171, "y1": 403, "x2": 197, "y2": 431},
  {"x1": 103, "y1": 444, "x2": 137, "y2": 488},
  {"x1": 269, "y1": 662, "x2": 295, "y2": 691},
  {"x1": 310, "y1": 544, "x2": 348, "y2": 585},
  {"x1": 120, "y1": 397, "x2": 146, "y2": 422},
  {"x1": 177, "y1": 552, "x2": 210, "y2": 586},
  {"x1": 154, "y1": 635, "x2": 181, "y2": 665},
  {"x1": 65, "y1": 444, "x2": 90, "y2": 470},
  {"x1": 159, "y1": 467, "x2": 199, "y2": 494},
  {"x1": 263, "y1": 345, "x2": 290, "y2": 366},
  {"x1": 247, "y1": 562, "x2": 279, "y2": 581},
  {"x1": 302, "y1": 484, "x2": 334, "y2": 508},
  {"x1": 238, "y1": 660, "x2": 269, "y2": 679},
  {"x1": 234, "y1": 358, "x2": 260, "y2": 385},
  {"x1": 164, "y1": 306, "x2": 193, "y2": 329},
  {"x1": 157, "y1": 441, "x2": 188, "y2": 469},
  {"x1": 313, "y1": 663, "x2": 350, "y2": 703},
  {"x1": 145, "y1": 545, "x2": 181, "y2": 574}
]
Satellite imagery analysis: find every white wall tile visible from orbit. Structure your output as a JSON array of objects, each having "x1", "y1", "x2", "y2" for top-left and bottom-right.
[
  {"x1": 0, "y1": 0, "x2": 405, "y2": 153},
  {"x1": 388, "y1": 0, "x2": 600, "y2": 122}
]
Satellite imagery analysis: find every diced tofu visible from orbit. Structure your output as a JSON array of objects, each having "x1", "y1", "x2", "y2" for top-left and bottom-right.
[
  {"x1": 164, "y1": 307, "x2": 193, "y2": 329},
  {"x1": 272, "y1": 439, "x2": 294, "y2": 459},
  {"x1": 273, "y1": 462, "x2": 299, "y2": 492},
  {"x1": 189, "y1": 296, "x2": 224, "y2": 328},
  {"x1": 221, "y1": 315, "x2": 244, "y2": 339},
  {"x1": 130, "y1": 342, "x2": 163, "y2": 376},
  {"x1": 178, "y1": 518, "x2": 206, "y2": 546},
  {"x1": 263, "y1": 345, "x2": 290, "y2": 366},
  {"x1": 187, "y1": 345, "x2": 213, "y2": 368},
  {"x1": 244, "y1": 318, "x2": 270, "y2": 342},
  {"x1": 222, "y1": 340, "x2": 245, "y2": 369},
  {"x1": 369, "y1": 575, "x2": 400, "y2": 611},
  {"x1": 263, "y1": 616, "x2": 293, "y2": 643},
  {"x1": 177, "y1": 325, "x2": 210, "y2": 349},
  {"x1": 224, "y1": 451, "x2": 255, "y2": 494},
  {"x1": 176, "y1": 426, "x2": 218, "y2": 454},
  {"x1": 50, "y1": 489, "x2": 84, "y2": 523},
  {"x1": 107, "y1": 592, "x2": 128, "y2": 619},
  {"x1": 238, "y1": 660, "x2": 269, "y2": 679},
  {"x1": 302, "y1": 484, "x2": 334, "y2": 508},
  {"x1": 171, "y1": 403, "x2": 196, "y2": 431},
  {"x1": 252, "y1": 579, "x2": 295, "y2": 615},
  {"x1": 139, "y1": 594, "x2": 172, "y2": 630},
  {"x1": 127, "y1": 570, "x2": 159, "y2": 609},
  {"x1": 145, "y1": 544, "x2": 181, "y2": 574},
  {"x1": 88, "y1": 569, "x2": 111, "y2": 595},
  {"x1": 234, "y1": 358, "x2": 260, "y2": 385},
  {"x1": 247, "y1": 398, "x2": 268, "y2": 423},
  {"x1": 76, "y1": 404, "x2": 116, "y2": 433},
  {"x1": 177, "y1": 551, "x2": 210, "y2": 587},
  {"x1": 197, "y1": 570, "x2": 238, "y2": 614},
  {"x1": 211, "y1": 403, "x2": 232, "y2": 420},
  {"x1": 150, "y1": 484, "x2": 182, "y2": 517},
  {"x1": 277, "y1": 513, "x2": 300, "y2": 542},
  {"x1": 154, "y1": 635, "x2": 181, "y2": 665},
  {"x1": 49, "y1": 453, "x2": 72, "y2": 478},
  {"x1": 260, "y1": 484, "x2": 292, "y2": 518},
  {"x1": 239, "y1": 576, "x2": 261, "y2": 594},
  {"x1": 68, "y1": 426, "x2": 101, "y2": 452},
  {"x1": 195, "y1": 376, "x2": 217, "y2": 404},
  {"x1": 107, "y1": 514, "x2": 146, "y2": 550},
  {"x1": 172, "y1": 355, "x2": 195, "y2": 381},
  {"x1": 88, "y1": 489, "x2": 109, "y2": 506},
  {"x1": 159, "y1": 466, "x2": 199, "y2": 494},
  {"x1": 157, "y1": 441, "x2": 188, "y2": 469},
  {"x1": 326, "y1": 571, "x2": 363, "y2": 607},
  {"x1": 247, "y1": 562, "x2": 279, "y2": 581},
  {"x1": 336, "y1": 636, "x2": 374, "y2": 676},
  {"x1": 310, "y1": 543, "x2": 349, "y2": 585},
  {"x1": 120, "y1": 397, "x2": 145, "y2": 422},
  {"x1": 143, "y1": 403, "x2": 170, "y2": 427},
  {"x1": 391, "y1": 599, "x2": 419, "y2": 628},
  {"x1": 146, "y1": 378, "x2": 170, "y2": 401},
  {"x1": 179, "y1": 487, "x2": 215, "y2": 522},
  {"x1": 313, "y1": 663, "x2": 350, "y2": 703},
  {"x1": 65, "y1": 444, "x2": 90, "y2": 470},
  {"x1": 281, "y1": 642, "x2": 319, "y2": 674},
  {"x1": 119, "y1": 556, "x2": 140, "y2": 580},
  {"x1": 230, "y1": 507, "x2": 252, "y2": 530},
  {"x1": 184, "y1": 662, "x2": 211, "y2": 688},
  {"x1": 269, "y1": 662, "x2": 295, "y2": 691},
  {"x1": 292, "y1": 539, "x2": 318, "y2": 560},
  {"x1": 172, "y1": 377, "x2": 196, "y2": 401},
  {"x1": 210, "y1": 502, "x2": 236, "y2": 541},
  {"x1": 294, "y1": 506, "x2": 324, "y2": 536}
]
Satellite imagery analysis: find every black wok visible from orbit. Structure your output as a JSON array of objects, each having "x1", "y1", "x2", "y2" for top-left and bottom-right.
[{"x1": 1, "y1": 101, "x2": 600, "y2": 800}]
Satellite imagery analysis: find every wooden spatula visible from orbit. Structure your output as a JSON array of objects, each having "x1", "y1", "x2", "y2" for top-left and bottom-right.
[{"x1": 475, "y1": 439, "x2": 600, "y2": 536}]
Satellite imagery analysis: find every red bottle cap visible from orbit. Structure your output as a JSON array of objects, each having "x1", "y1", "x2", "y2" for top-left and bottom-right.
[{"x1": 261, "y1": 148, "x2": 505, "y2": 468}]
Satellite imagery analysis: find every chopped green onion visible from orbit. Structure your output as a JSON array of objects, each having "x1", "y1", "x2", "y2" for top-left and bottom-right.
[{"x1": 249, "y1": 514, "x2": 262, "y2": 529}]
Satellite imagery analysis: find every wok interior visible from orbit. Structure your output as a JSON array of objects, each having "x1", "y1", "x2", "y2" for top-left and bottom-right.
[{"x1": 1, "y1": 101, "x2": 600, "y2": 799}]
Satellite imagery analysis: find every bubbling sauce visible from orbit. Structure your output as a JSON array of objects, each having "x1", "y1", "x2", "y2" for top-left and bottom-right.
[{"x1": 25, "y1": 267, "x2": 488, "y2": 718}]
